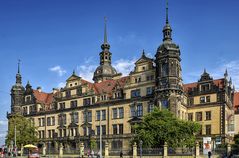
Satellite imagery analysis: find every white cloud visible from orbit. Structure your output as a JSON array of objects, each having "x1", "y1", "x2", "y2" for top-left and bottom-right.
[
  {"x1": 49, "y1": 65, "x2": 67, "y2": 77},
  {"x1": 76, "y1": 57, "x2": 137, "y2": 82},
  {"x1": 113, "y1": 58, "x2": 137, "y2": 76},
  {"x1": 57, "y1": 82, "x2": 65, "y2": 88},
  {"x1": 0, "y1": 120, "x2": 8, "y2": 126}
]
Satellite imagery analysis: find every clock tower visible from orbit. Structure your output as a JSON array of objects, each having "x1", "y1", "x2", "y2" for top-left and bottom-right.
[{"x1": 155, "y1": 0, "x2": 184, "y2": 115}]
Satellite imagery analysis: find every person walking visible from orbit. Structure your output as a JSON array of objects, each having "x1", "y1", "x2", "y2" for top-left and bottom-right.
[
  {"x1": 208, "y1": 151, "x2": 212, "y2": 158},
  {"x1": 120, "y1": 151, "x2": 123, "y2": 158}
]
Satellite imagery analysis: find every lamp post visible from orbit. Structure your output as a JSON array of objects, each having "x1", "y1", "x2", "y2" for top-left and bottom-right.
[{"x1": 139, "y1": 140, "x2": 143, "y2": 158}]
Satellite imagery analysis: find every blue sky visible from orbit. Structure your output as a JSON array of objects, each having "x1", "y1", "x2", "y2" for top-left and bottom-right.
[{"x1": 0, "y1": 0, "x2": 239, "y2": 145}]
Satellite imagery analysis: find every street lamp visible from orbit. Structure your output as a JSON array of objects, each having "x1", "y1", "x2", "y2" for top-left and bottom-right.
[{"x1": 139, "y1": 140, "x2": 143, "y2": 158}]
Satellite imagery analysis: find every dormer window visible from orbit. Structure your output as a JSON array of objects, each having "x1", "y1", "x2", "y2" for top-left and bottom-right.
[
  {"x1": 201, "y1": 83, "x2": 210, "y2": 92},
  {"x1": 25, "y1": 95, "x2": 31, "y2": 103}
]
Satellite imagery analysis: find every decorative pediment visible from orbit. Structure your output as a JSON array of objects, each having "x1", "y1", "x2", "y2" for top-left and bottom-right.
[
  {"x1": 128, "y1": 116, "x2": 142, "y2": 124},
  {"x1": 135, "y1": 50, "x2": 153, "y2": 65},
  {"x1": 66, "y1": 74, "x2": 81, "y2": 82}
]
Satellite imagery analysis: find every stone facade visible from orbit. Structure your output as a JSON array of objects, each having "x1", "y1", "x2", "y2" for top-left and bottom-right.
[{"x1": 7, "y1": 4, "x2": 236, "y2": 152}]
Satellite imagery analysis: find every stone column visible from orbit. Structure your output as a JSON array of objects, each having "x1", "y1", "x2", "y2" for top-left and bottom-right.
[
  {"x1": 42, "y1": 143, "x2": 46, "y2": 156},
  {"x1": 80, "y1": 142, "x2": 84, "y2": 158},
  {"x1": 133, "y1": 142, "x2": 137, "y2": 158},
  {"x1": 195, "y1": 141, "x2": 200, "y2": 158},
  {"x1": 104, "y1": 142, "x2": 109, "y2": 158},
  {"x1": 163, "y1": 142, "x2": 168, "y2": 158},
  {"x1": 59, "y1": 143, "x2": 63, "y2": 157},
  {"x1": 227, "y1": 144, "x2": 231, "y2": 155}
]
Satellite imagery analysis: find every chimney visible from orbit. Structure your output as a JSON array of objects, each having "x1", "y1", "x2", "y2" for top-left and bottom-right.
[{"x1": 37, "y1": 86, "x2": 42, "y2": 92}]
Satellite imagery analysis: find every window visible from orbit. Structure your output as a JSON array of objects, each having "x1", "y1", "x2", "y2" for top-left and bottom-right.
[
  {"x1": 59, "y1": 102, "x2": 65, "y2": 110},
  {"x1": 196, "y1": 112, "x2": 202, "y2": 121},
  {"x1": 205, "y1": 111, "x2": 211, "y2": 120},
  {"x1": 200, "y1": 96, "x2": 210, "y2": 103},
  {"x1": 206, "y1": 96, "x2": 210, "y2": 102},
  {"x1": 63, "y1": 129, "x2": 67, "y2": 137},
  {"x1": 102, "y1": 110, "x2": 106, "y2": 120},
  {"x1": 201, "y1": 84, "x2": 210, "y2": 92},
  {"x1": 130, "y1": 105, "x2": 136, "y2": 117},
  {"x1": 161, "y1": 100, "x2": 168, "y2": 109},
  {"x1": 96, "y1": 111, "x2": 101, "y2": 121},
  {"x1": 162, "y1": 63, "x2": 168, "y2": 77},
  {"x1": 83, "y1": 127, "x2": 87, "y2": 136},
  {"x1": 131, "y1": 89, "x2": 141, "y2": 98},
  {"x1": 113, "y1": 124, "x2": 117, "y2": 134},
  {"x1": 119, "y1": 124, "x2": 123, "y2": 134},
  {"x1": 38, "y1": 118, "x2": 41, "y2": 127},
  {"x1": 137, "y1": 103, "x2": 143, "y2": 117},
  {"x1": 146, "y1": 87, "x2": 153, "y2": 95},
  {"x1": 135, "y1": 77, "x2": 141, "y2": 83},
  {"x1": 148, "y1": 103, "x2": 154, "y2": 113},
  {"x1": 96, "y1": 126, "x2": 100, "y2": 135},
  {"x1": 112, "y1": 108, "x2": 118, "y2": 119},
  {"x1": 188, "y1": 113, "x2": 193, "y2": 121},
  {"x1": 58, "y1": 114, "x2": 67, "y2": 125},
  {"x1": 66, "y1": 90, "x2": 71, "y2": 97},
  {"x1": 70, "y1": 100, "x2": 78, "y2": 108},
  {"x1": 119, "y1": 107, "x2": 124, "y2": 118},
  {"x1": 52, "y1": 117, "x2": 55, "y2": 125},
  {"x1": 42, "y1": 118, "x2": 45, "y2": 126},
  {"x1": 83, "y1": 98, "x2": 91, "y2": 106},
  {"x1": 48, "y1": 130, "x2": 51, "y2": 138},
  {"x1": 47, "y1": 117, "x2": 51, "y2": 126},
  {"x1": 86, "y1": 111, "x2": 92, "y2": 122},
  {"x1": 26, "y1": 96, "x2": 31, "y2": 103},
  {"x1": 111, "y1": 140, "x2": 122, "y2": 149},
  {"x1": 77, "y1": 87, "x2": 82, "y2": 96},
  {"x1": 205, "y1": 125, "x2": 211, "y2": 135},
  {"x1": 102, "y1": 125, "x2": 106, "y2": 135},
  {"x1": 200, "y1": 97, "x2": 205, "y2": 103},
  {"x1": 71, "y1": 112, "x2": 79, "y2": 123}
]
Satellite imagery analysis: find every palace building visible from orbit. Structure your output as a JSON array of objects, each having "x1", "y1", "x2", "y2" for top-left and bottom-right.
[{"x1": 7, "y1": 2, "x2": 236, "y2": 151}]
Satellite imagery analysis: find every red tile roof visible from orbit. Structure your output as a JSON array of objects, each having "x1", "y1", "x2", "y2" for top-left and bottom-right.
[
  {"x1": 234, "y1": 92, "x2": 239, "y2": 109},
  {"x1": 183, "y1": 78, "x2": 225, "y2": 93},
  {"x1": 33, "y1": 90, "x2": 53, "y2": 105},
  {"x1": 93, "y1": 76, "x2": 129, "y2": 95}
]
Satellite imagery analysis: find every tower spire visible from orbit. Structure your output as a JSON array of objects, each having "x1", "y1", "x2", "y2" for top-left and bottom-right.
[
  {"x1": 18, "y1": 59, "x2": 21, "y2": 74},
  {"x1": 166, "y1": 0, "x2": 169, "y2": 24},
  {"x1": 104, "y1": 16, "x2": 108, "y2": 44},
  {"x1": 163, "y1": 0, "x2": 172, "y2": 41}
]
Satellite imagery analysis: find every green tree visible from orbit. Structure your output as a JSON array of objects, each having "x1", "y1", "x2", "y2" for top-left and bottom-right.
[
  {"x1": 234, "y1": 133, "x2": 239, "y2": 145},
  {"x1": 133, "y1": 108, "x2": 201, "y2": 148},
  {"x1": 6, "y1": 114, "x2": 38, "y2": 147}
]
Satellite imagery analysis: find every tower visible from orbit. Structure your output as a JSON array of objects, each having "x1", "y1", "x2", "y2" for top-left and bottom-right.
[
  {"x1": 154, "y1": 0, "x2": 183, "y2": 114},
  {"x1": 93, "y1": 17, "x2": 120, "y2": 83},
  {"x1": 11, "y1": 60, "x2": 25, "y2": 114}
]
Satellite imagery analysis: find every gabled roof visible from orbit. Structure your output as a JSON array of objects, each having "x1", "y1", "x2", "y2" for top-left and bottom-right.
[
  {"x1": 66, "y1": 72, "x2": 81, "y2": 82},
  {"x1": 183, "y1": 78, "x2": 225, "y2": 93},
  {"x1": 234, "y1": 92, "x2": 239, "y2": 108},
  {"x1": 135, "y1": 51, "x2": 153, "y2": 65},
  {"x1": 33, "y1": 90, "x2": 53, "y2": 105}
]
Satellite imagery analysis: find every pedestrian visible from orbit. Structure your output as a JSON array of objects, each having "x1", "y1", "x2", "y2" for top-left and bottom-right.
[
  {"x1": 208, "y1": 151, "x2": 211, "y2": 158},
  {"x1": 120, "y1": 151, "x2": 123, "y2": 158}
]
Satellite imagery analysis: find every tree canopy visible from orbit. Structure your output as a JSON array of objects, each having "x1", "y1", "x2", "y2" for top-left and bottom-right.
[
  {"x1": 6, "y1": 114, "x2": 38, "y2": 147},
  {"x1": 133, "y1": 108, "x2": 201, "y2": 148}
]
